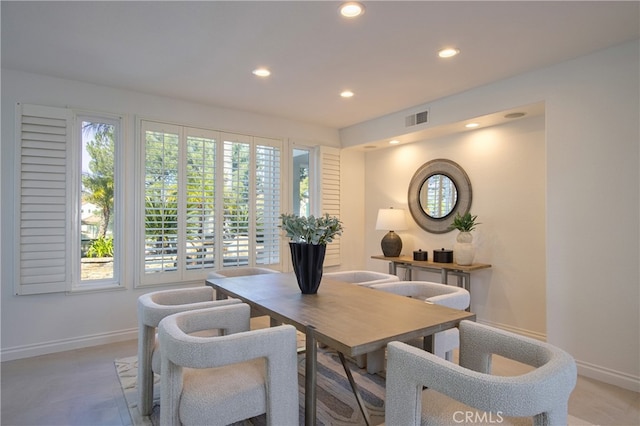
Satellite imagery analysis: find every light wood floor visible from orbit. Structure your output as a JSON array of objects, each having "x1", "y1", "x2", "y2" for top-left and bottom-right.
[{"x1": 1, "y1": 338, "x2": 638, "y2": 425}]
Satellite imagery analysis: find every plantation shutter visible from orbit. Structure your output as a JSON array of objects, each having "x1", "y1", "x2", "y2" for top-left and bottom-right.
[
  {"x1": 318, "y1": 146, "x2": 341, "y2": 266},
  {"x1": 141, "y1": 121, "x2": 181, "y2": 282},
  {"x1": 255, "y1": 138, "x2": 281, "y2": 266},
  {"x1": 184, "y1": 129, "x2": 218, "y2": 273},
  {"x1": 15, "y1": 103, "x2": 73, "y2": 295},
  {"x1": 221, "y1": 133, "x2": 252, "y2": 267}
]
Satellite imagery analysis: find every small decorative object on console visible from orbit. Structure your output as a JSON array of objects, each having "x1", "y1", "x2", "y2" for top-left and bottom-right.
[
  {"x1": 433, "y1": 248, "x2": 453, "y2": 263},
  {"x1": 413, "y1": 250, "x2": 428, "y2": 261}
]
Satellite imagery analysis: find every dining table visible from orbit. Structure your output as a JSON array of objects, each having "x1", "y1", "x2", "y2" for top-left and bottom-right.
[{"x1": 206, "y1": 272, "x2": 476, "y2": 426}]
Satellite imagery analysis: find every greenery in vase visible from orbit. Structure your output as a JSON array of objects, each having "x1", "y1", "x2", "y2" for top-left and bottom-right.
[
  {"x1": 279, "y1": 213, "x2": 343, "y2": 245},
  {"x1": 449, "y1": 212, "x2": 481, "y2": 232}
]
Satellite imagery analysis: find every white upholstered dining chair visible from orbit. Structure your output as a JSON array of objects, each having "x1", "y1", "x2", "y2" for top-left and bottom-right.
[
  {"x1": 158, "y1": 303, "x2": 299, "y2": 426},
  {"x1": 323, "y1": 270, "x2": 399, "y2": 287},
  {"x1": 136, "y1": 286, "x2": 240, "y2": 415},
  {"x1": 206, "y1": 266, "x2": 279, "y2": 279},
  {"x1": 366, "y1": 280, "x2": 470, "y2": 373},
  {"x1": 206, "y1": 266, "x2": 280, "y2": 321},
  {"x1": 385, "y1": 320, "x2": 577, "y2": 426}
]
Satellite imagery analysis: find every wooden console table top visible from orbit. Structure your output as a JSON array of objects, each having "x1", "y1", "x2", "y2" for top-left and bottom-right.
[{"x1": 371, "y1": 255, "x2": 491, "y2": 272}]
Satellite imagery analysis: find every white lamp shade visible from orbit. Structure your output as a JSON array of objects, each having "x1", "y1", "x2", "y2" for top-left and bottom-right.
[{"x1": 375, "y1": 208, "x2": 407, "y2": 231}]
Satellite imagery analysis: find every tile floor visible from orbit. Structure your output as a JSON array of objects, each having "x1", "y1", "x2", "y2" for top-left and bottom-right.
[{"x1": 1, "y1": 339, "x2": 639, "y2": 425}]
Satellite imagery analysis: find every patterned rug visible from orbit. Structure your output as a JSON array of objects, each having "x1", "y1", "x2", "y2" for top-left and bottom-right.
[
  {"x1": 115, "y1": 348, "x2": 386, "y2": 426},
  {"x1": 115, "y1": 348, "x2": 591, "y2": 426}
]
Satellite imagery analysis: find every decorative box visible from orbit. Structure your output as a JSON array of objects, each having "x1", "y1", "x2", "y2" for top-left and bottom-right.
[
  {"x1": 413, "y1": 249, "x2": 428, "y2": 261},
  {"x1": 433, "y1": 248, "x2": 453, "y2": 263}
]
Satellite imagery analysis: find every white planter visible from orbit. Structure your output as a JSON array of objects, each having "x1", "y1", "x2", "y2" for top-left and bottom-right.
[{"x1": 454, "y1": 232, "x2": 475, "y2": 265}]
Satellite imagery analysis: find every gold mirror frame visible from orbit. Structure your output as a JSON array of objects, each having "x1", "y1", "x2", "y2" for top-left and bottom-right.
[{"x1": 407, "y1": 159, "x2": 472, "y2": 234}]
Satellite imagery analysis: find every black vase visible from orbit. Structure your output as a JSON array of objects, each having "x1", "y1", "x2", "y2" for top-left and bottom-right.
[{"x1": 289, "y1": 242, "x2": 326, "y2": 294}]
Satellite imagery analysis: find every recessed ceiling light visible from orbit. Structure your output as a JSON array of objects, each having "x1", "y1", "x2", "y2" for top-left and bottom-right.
[
  {"x1": 438, "y1": 48, "x2": 460, "y2": 58},
  {"x1": 389, "y1": 140, "x2": 400, "y2": 145},
  {"x1": 505, "y1": 112, "x2": 526, "y2": 119},
  {"x1": 465, "y1": 123, "x2": 479, "y2": 128},
  {"x1": 339, "y1": 2, "x2": 365, "y2": 18},
  {"x1": 252, "y1": 68, "x2": 271, "y2": 77},
  {"x1": 340, "y1": 90, "x2": 354, "y2": 98}
]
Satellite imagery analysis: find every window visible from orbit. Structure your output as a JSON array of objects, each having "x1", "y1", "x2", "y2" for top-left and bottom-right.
[
  {"x1": 76, "y1": 116, "x2": 121, "y2": 289},
  {"x1": 14, "y1": 104, "x2": 122, "y2": 295},
  {"x1": 138, "y1": 121, "x2": 282, "y2": 286},
  {"x1": 292, "y1": 148, "x2": 311, "y2": 217}
]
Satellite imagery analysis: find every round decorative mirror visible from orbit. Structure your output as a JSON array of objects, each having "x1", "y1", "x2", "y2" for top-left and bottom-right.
[{"x1": 408, "y1": 159, "x2": 472, "y2": 233}]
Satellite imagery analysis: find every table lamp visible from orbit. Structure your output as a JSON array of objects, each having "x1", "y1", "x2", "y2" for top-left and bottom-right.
[{"x1": 376, "y1": 207, "x2": 407, "y2": 257}]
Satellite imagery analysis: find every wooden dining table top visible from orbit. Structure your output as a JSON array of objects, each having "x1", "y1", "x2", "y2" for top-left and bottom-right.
[{"x1": 207, "y1": 272, "x2": 476, "y2": 357}]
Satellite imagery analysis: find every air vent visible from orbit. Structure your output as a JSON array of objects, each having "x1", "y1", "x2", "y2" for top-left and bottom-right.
[{"x1": 405, "y1": 109, "x2": 429, "y2": 127}]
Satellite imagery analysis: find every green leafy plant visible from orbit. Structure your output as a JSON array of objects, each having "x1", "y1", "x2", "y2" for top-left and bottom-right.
[
  {"x1": 280, "y1": 213, "x2": 343, "y2": 245},
  {"x1": 86, "y1": 235, "x2": 114, "y2": 258},
  {"x1": 449, "y1": 212, "x2": 481, "y2": 232}
]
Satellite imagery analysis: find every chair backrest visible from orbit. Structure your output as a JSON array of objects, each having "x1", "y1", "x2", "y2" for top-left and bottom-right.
[
  {"x1": 206, "y1": 267, "x2": 279, "y2": 279},
  {"x1": 324, "y1": 270, "x2": 400, "y2": 287},
  {"x1": 371, "y1": 280, "x2": 470, "y2": 310},
  {"x1": 158, "y1": 304, "x2": 299, "y2": 426},
  {"x1": 137, "y1": 285, "x2": 240, "y2": 327},
  {"x1": 385, "y1": 320, "x2": 577, "y2": 426}
]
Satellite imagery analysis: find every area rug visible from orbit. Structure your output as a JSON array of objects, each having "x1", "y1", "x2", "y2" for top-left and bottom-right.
[
  {"x1": 116, "y1": 352, "x2": 592, "y2": 426},
  {"x1": 115, "y1": 347, "x2": 385, "y2": 426}
]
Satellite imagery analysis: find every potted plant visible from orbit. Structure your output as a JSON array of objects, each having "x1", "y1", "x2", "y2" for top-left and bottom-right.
[
  {"x1": 449, "y1": 212, "x2": 481, "y2": 265},
  {"x1": 280, "y1": 213, "x2": 343, "y2": 294}
]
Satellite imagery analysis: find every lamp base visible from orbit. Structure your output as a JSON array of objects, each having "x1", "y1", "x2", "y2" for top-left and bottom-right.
[{"x1": 381, "y1": 231, "x2": 402, "y2": 257}]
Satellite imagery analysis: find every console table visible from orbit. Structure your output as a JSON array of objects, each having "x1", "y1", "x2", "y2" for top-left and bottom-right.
[{"x1": 371, "y1": 255, "x2": 491, "y2": 294}]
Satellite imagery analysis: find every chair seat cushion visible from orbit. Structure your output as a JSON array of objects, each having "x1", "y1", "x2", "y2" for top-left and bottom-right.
[
  {"x1": 421, "y1": 389, "x2": 532, "y2": 426},
  {"x1": 179, "y1": 358, "x2": 267, "y2": 425}
]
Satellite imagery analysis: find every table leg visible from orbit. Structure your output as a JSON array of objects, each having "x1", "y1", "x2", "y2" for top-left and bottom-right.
[
  {"x1": 305, "y1": 325, "x2": 317, "y2": 426},
  {"x1": 388, "y1": 261, "x2": 397, "y2": 275},
  {"x1": 423, "y1": 333, "x2": 435, "y2": 353},
  {"x1": 464, "y1": 273, "x2": 471, "y2": 311},
  {"x1": 440, "y1": 269, "x2": 448, "y2": 285},
  {"x1": 338, "y1": 352, "x2": 372, "y2": 426}
]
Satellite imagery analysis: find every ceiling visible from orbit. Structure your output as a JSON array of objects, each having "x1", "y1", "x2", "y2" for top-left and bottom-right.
[{"x1": 2, "y1": 1, "x2": 639, "y2": 130}]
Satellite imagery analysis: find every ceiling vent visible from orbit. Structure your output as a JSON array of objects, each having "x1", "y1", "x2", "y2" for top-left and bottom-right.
[{"x1": 405, "y1": 109, "x2": 429, "y2": 127}]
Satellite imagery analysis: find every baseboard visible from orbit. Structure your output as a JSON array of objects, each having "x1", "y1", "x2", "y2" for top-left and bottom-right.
[
  {"x1": 576, "y1": 359, "x2": 640, "y2": 393},
  {"x1": 477, "y1": 318, "x2": 547, "y2": 341},
  {"x1": 476, "y1": 319, "x2": 639, "y2": 393},
  {"x1": 1, "y1": 328, "x2": 137, "y2": 362}
]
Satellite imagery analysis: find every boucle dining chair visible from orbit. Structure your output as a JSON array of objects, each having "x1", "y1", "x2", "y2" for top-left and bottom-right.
[
  {"x1": 206, "y1": 266, "x2": 280, "y2": 320},
  {"x1": 366, "y1": 281, "x2": 470, "y2": 373},
  {"x1": 323, "y1": 270, "x2": 399, "y2": 287},
  {"x1": 206, "y1": 266, "x2": 279, "y2": 279},
  {"x1": 136, "y1": 286, "x2": 241, "y2": 416},
  {"x1": 385, "y1": 320, "x2": 577, "y2": 426},
  {"x1": 158, "y1": 303, "x2": 299, "y2": 426}
]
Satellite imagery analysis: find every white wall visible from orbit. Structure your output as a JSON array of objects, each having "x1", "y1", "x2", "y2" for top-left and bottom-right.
[
  {"x1": 0, "y1": 69, "x2": 341, "y2": 359},
  {"x1": 363, "y1": 115, "x2": 547, "y2": 338},
  {"x1": 344, "y1": 40, "x2": 640, "y2": 391}
]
